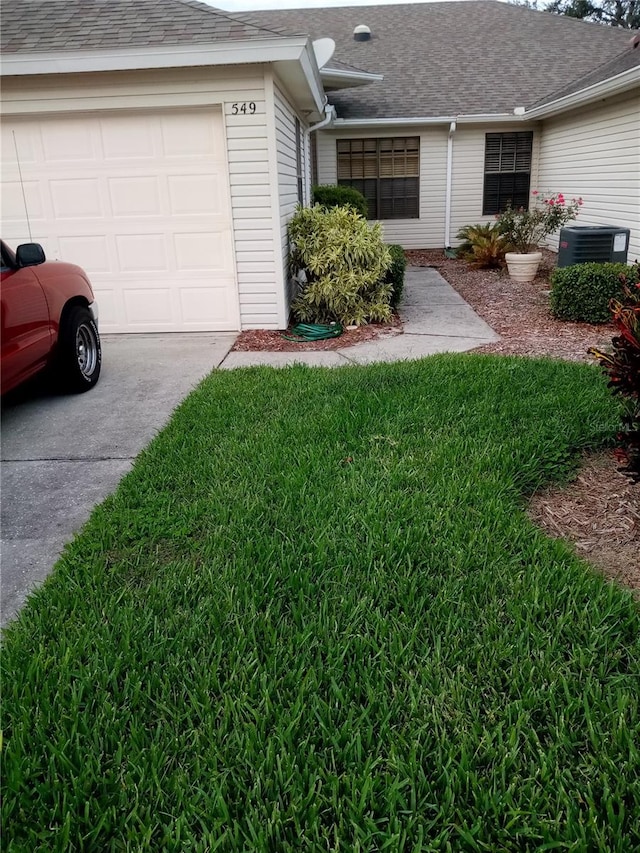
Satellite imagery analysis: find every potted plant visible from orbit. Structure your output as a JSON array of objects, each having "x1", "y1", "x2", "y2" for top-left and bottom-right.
[{"x1": 497, "y1": 191, "x2": 583, "y2": 282}]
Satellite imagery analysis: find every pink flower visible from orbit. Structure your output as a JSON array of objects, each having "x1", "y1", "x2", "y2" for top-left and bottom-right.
[
  {"x1": 578, "y1": 198, "x2": 584, "y2": 206},
  {"x1": 532, "y1": 190, "x2": 539, "y2": 196}
]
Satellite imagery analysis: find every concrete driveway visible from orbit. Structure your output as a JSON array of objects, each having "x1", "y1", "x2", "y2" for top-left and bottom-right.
[{"x1": 1, "y1": 332, "x2": 236, "y2": 627}]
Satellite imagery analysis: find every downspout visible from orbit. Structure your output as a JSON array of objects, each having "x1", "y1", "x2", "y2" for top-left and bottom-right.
[
  {"x1": 306, "y1": 103, "x2": 336, "y2": 194},
  {"x1": 444, "y1": 119, "x2": 457, "y2": 249},
  {"x1": 308, "y1": 102, "x2": 336, "y2": 134}
]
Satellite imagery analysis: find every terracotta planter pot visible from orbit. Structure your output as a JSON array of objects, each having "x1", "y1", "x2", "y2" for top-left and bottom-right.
[{"x1": 505, "y1": 251, "x2": 543, "y2": 283}]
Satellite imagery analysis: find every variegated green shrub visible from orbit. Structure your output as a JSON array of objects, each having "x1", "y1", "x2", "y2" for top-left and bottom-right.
[{"x1": 288, "y1": 204, "x2": 392, "y2": 326}]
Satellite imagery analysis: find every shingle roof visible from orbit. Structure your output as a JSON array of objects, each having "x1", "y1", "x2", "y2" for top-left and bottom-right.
[
  {"x1": 236, "y1": 1, "x2": 635, "y2": 118},
  {"x1": 530, "y1": 41, "x2": 640, "y2": 107},
  {"x1": 0, "y1": 0, "x2": 291, "y2": 54},
  {"x1": 323, "y1": 57, "x2": 374, "y2": 75},
  {"x1": 1, "y1": 0, "x2": 635, "y2": 118}
]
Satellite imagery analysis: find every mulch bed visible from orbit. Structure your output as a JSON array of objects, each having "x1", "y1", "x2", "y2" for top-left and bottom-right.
[
  {"x1": 528, "y1": 450, "x2": 640, "y2": 596},
  {"x1": 232, "y1": 313, "x2": 402, "y2": 352},
  {"x1": 405, "y1": 248, "x2": 616, "y2": 362},
  {"x1": 233, "y1": 249, "x2": 616, "y2": 361}
]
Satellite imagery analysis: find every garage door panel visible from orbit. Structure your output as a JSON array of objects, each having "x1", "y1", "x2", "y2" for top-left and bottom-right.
[
  {"x1": 115, "y1": 234, "x2": 168, "y2": 272},
  {"x1": 174, "y1": 231, "x2": 233, "y2": 271},
  {"x1": 167, "y1": 174, "x2": 226, "y2": 216},
  {"x1": 181, "y1": 284, "x2": 235, "y2": 325},
  {"x1": 2, "y1": 124, "x2": 36, "y2": 164},
  {"x1": 1, "y1": 109, "x2": 239, "y2": 332},
  {"x1": 57, "y1": 235, "x2": 112, "y2": 272},
  {"x1": 50, "y1": 178, "x2": 104, "y2": 219},
  {"x1": 161, "y1": 112, "x2": 224, "y2": 159},
  {"x1": 1, "y1": 180, "x2": 46, "y2": 235},
  {"x1": 100, "y1": 118, "x2": 156, "y2": 160},
  {"x1": 116, "y1": 279, "x2": 236, "y2": 331},
  {"x1": 108, "y1": 176, "x2": 161, "y2": 217},
  {"x1": 122, "y1": 288, "x2": 174, "y2": 327},
  {"x1": 41, "y1": 120, "x2": 97, "y2": 162}
]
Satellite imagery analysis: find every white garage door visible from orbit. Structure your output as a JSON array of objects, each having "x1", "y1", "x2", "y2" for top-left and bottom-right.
[{"x1": 1, "y1": 108, "x2": 239, "y2": 332}]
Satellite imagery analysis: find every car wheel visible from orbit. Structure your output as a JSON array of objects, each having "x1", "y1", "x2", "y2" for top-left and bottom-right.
[{"x1": 57, "y1": 306, "x2": 102, "y2": 393}]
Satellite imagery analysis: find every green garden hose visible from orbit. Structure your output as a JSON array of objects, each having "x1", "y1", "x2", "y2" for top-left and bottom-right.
[{"x1": 281, "y1": 322, "x2": 343, "y2": 342}]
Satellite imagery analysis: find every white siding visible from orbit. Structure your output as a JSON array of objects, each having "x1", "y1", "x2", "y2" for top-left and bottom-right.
[
  {"x1": 315, "y1": 124, "x2": 540, "y2": 248},
  {"x1": 1, "y1": 66, "x2": 283, "y2": 330},
  {"x1": 450, "y1": 124, "x2": 541, "y2": 242},
  {"x1": 224, "y1": 87, "x2": 279, "y2": 328},
  {"x1": 537, "y1": 93, "x2": 640, "y2": 260},
  {"x1": 274, "y1": 82, "x2": 298, "y2": 314},
  {"x1": 315, "y1": 128, "x2": 337, "y2": 185},
  {"x1": 273, "y1": 77, "x2": 309, "y2": 319}
]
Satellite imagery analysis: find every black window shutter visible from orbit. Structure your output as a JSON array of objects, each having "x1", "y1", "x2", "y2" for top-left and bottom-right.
[{"x1": 483, "y1": 132, "x2": 533, "y2": 215}]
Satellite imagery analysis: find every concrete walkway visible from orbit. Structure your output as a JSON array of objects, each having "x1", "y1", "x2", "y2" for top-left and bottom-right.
[
  {"x1": 1, "y1": 333, "x2": 236, "y2": 627},
  {"x1": 220, "y1": 266, "x2": 498, "y2": 369}
]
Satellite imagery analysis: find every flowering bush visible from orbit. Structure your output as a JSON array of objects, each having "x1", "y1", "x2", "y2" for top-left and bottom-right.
[{"x1": 497, "y1": 191, "x2": 583, "y2": 254}]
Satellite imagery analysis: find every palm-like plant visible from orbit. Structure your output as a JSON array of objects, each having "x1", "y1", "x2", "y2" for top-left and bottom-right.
[{"x1": 455, "y1": 223, "x2": 506, "y2": 269}]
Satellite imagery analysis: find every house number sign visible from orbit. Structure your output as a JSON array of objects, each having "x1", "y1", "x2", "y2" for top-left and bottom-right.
[{"x1": 231, "y1": 102, "x2": 257, "y2": 115}]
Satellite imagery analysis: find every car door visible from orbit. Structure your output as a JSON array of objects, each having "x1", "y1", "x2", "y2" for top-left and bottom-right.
[{"x1": 1, "y1": 243, "x2": 52, "y2": 394}]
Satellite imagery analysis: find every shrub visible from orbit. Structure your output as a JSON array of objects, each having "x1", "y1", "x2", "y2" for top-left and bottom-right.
[
  {"x1": 288, "y1": 204, "x2": 392, "y2": 326},
  {"x1": 384, "y1": 245, "x2": 407, "y2": 308},
  {"x1": 496, "y1": 191, "x2": 582, "y2": 253},
  {"x1": 312, "y1": 184, "x2": 369, "y2": 218},
  {"x1": 549, "y1": 262, "x2": 639, "y2": 323},
  {"x1": 589, "y1": 265, "x2": 640, "y2": 481},
  {"x1": 455, "y1": 223, "x2": 506, "y2": 269}
]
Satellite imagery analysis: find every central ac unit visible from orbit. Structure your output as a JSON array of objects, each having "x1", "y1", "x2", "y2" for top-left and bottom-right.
[{"x1": 557, "y1": 226, "x2": 630, "y2": 267}]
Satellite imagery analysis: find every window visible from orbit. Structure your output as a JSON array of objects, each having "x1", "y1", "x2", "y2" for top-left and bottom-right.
[
  {"x1": 482, "y1": 132, "x2": 533, "y2": 215},
  {"x1": 295, "y1": 118, "x2": 304, "y2": 206},
  {"x1": 337, "y1": 137, "x2": 419, "y2": 219},
  {"x1": 0, "y1": 244, "x2": 13, "y2": 273}
]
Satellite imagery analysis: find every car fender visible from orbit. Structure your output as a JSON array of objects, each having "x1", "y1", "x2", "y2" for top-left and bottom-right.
[{"x1": 32, "y1": 262, "x2": 97, "y2": 337}]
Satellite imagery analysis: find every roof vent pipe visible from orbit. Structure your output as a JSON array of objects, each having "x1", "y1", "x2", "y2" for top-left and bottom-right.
[{"x1": 353, "y1": 25, "x2": 371, "y2": 42}]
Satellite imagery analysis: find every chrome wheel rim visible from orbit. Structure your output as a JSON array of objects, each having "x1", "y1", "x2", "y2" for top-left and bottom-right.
[{"x1": 76, "y1": 324, "x2": 98, "y2": 379}]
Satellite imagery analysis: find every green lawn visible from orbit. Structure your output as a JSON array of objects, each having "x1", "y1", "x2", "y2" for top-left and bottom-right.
[{"x1": 2, "y1": 355, "x2": 639, "y2": 852}]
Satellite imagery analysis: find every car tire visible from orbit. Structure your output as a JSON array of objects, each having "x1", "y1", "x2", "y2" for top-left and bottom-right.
[{"x1": 57, "y1": 305, "x2": 102, "y2": 393}]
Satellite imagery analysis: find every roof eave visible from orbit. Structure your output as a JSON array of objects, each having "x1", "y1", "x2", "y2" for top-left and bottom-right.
[
  {"x1": 522, "y1": 64, "x2": 640, "y2": 119},
  {"x1": 331, "y1": 113, "x2": 528, "y2": 128},
  {"x1": 320, "y1": 68, "x2": 383, "y2": 90},
  {"x1": 0, "y1": 36, "x2": 326, "y2": 118}
]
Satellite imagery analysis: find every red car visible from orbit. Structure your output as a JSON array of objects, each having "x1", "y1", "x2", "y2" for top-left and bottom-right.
[{"x1": 1, "y1": 240, "x2": 101, "y2": 395}]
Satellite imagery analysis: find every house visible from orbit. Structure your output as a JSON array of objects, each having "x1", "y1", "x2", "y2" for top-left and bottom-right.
[
  {"x1": 1, "y1": 0, "x2": 324, "y2": 333},
  {"x1": 242, "y1": 1, "x2": 640, "y2": 257},
  {"x1": 1, "y1": 1, "x2": 638, "y2": 334}
]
